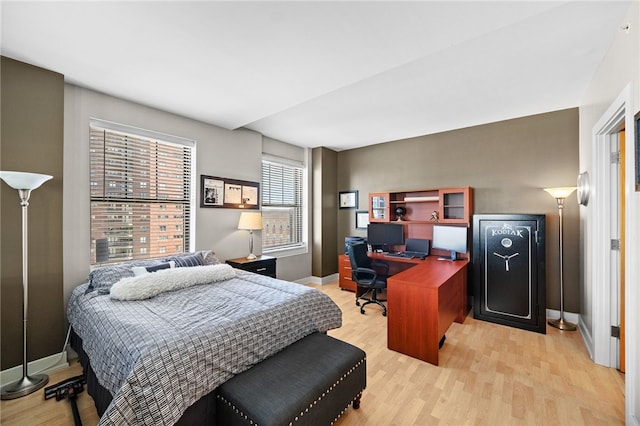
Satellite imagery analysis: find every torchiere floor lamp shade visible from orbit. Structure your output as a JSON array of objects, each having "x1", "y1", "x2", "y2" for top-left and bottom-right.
[
  {"x1": 0, "y1": 171, "x2": 53, "y2": 399},
  {"x1": 544, "y1": 186, "x2": 577, "y2": 331}
]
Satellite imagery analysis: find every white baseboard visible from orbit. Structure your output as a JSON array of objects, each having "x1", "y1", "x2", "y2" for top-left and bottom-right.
[
  {"x1": 298, "y1": 273, "x2": 339, "y2": 285},
  {"x1": 1, "y1": 352, "x2": 69, "y2": 387}
]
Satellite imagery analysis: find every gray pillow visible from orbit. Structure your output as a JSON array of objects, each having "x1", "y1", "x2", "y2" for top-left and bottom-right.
[
  {"x1": 200, "y1": 250, "x2": 221, "y2": 265},
  {"x1": 164, "y1": 252, "x2": 204, "y2": 267},
  {"x1": 163, "y1": 250, "x2": 221, "y2": 267},
  {"x1": 85, "y1": 259, "x2": 162, "y2": 294}
]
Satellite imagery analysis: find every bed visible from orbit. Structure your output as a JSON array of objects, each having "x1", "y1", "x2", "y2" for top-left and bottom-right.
[{"x1": 66, "y1": 252, "x2": 342, "y2": 425}]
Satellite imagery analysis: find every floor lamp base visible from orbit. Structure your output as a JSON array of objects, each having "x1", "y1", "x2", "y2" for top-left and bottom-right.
[
  {"x1": 548, "y1": 317, "x2": 577, "y2": 331},
  {"x1": 1, "y1": 374, "x2": 49, "y2": 400}
]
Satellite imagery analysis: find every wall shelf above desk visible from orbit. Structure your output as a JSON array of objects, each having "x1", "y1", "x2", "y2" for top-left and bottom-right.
[
  {"x1": 367, "y1": 186, "x2": 473, "y2": 259},
  {"x1": 368, "y1": 187, "x2": 472, "y2": 225}
]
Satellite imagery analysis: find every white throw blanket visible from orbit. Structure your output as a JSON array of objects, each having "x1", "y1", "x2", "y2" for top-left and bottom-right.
[{"x1": 110, "y1": 264, "x2": 237, "y2": 300}]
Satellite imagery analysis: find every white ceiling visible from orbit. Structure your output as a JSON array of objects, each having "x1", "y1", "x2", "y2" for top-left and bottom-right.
[{"x1": 1, "y1": 1, "x2": 632, "y2": 151}]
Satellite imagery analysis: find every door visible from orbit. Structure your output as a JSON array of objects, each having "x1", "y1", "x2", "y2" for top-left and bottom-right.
[
  {"x1": 619, "y1": 130, "x2": 625, "y2": 373},
  {"x1": 473, "y1": 214, "x2": 546, "y2": 334}
]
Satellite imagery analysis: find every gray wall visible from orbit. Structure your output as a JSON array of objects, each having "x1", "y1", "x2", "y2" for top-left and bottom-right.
[
  {"x1": 311, "y1": 147, "x2": 338, "y2": 278},
  {"x1": 1, "y1": 70, "x2": 311, "y2": 370},
  {"x1": 1, "y1": 57, "x2": 65, "y2": 369},
  {"x1": 336, "y1": 108, "x2": 580, "y2": 313},
  {"x1": 63, "y1": 85, "x2": 311, "y2": 303}
]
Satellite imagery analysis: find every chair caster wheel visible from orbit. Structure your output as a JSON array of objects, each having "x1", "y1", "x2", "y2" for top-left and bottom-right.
[
  {"x1": 360, "y1": 309, "x2": 365, "y2": 315},
  {"x1": 382, "y1": 311, "x2": 387, "y2": 317},
  {"x1": 356, "y1": 301, "x2": 360, "y2": 306}
]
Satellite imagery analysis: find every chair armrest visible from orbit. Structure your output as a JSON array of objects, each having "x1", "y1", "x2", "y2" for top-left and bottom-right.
[{"x1": 352, "y1": 267, "x2": 378, "y2": 286}]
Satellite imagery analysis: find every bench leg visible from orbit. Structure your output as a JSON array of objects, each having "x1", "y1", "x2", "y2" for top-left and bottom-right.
[{"x1": 353, "y1": 392, "x2": 362, "y2": 410}]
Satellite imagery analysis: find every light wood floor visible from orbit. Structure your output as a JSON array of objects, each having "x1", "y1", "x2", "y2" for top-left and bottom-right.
[{"x1": 0, "y1": 281, "x2": 624, "y2": 425}]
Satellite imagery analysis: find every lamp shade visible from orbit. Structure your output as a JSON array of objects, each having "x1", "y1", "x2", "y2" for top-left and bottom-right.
[
  {"x1": 238, "y1": 211, "x2": 263, "y2": 230},
  {"x1": 543, "y1": 187, "x2": 576, "y2": 199},
  {"x1": 0, "y1": 171, "x2": 52, "y2": 190}
]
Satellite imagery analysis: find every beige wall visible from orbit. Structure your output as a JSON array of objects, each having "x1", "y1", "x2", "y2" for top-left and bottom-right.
[
  {"x1": 1, "y1": 57, "x2": 65, "y2": 369},
  {"x1": 336, "y1": 108, "x2": 580, "y2": 312}
]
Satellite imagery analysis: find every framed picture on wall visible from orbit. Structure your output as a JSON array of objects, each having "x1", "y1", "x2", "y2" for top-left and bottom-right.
[
  {"x1": 355, "y1": 210, "x2": 369, "y2": 229},
  {"x1": 200, "y1": 175, "x2": 260, "y2": 209},
  {"x1": 339, "y1": 190, "x2": 358, "y2": 209}
]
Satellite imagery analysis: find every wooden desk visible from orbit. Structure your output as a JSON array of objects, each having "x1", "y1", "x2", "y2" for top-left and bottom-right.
[{"x1": 384, "y1": 256, "x2": 469, "y2": 366}]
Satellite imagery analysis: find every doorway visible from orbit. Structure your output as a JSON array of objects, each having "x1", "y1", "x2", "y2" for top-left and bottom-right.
[
  {"x1": 608, "y1": 129, "x2": 625, "y2": 372},
  {"x1": 591, "y1": 83, "x2": 639, "y2": 425},
  {"x1": 591, "y1": 89, "x2": 627, "y2": 369}
]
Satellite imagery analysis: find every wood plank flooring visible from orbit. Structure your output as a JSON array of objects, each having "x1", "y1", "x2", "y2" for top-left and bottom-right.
[{"x1": 0, "y1": 281, "x2": 624, "y2": 425}]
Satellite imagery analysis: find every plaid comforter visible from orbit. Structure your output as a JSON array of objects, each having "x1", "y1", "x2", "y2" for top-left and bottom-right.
[{"x1": 67, "y1": 270, "x2": 342, "y2": 425}]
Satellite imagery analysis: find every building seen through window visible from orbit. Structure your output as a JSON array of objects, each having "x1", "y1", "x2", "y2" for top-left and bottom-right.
[{"x1": 89, "y1": 120, "x2": 193, "y2": 264}]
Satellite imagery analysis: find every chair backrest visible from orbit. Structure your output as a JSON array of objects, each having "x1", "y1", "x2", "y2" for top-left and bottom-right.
[{"x1": 347, "y1": 242, "x2": 370, "y2": 270}]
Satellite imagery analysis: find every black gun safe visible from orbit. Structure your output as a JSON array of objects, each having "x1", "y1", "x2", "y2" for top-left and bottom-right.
[{"x1": 473, "y1": 214, "x2": 546, "y2": 334}]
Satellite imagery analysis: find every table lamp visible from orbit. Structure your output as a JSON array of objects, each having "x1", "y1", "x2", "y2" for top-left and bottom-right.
[
  {"x1": 238, "y1": 211, "x2": 263, "y2": 260},
  {"x1": 0, "y1": 171, "x2": 53, "y2": 399},
  {"x1": 544, "y1": 186, "x2": 577, "y2": 331}
]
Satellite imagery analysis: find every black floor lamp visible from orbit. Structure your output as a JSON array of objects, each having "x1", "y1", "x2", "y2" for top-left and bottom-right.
[
  {"x1": 544, "y1": 186, "x2": 577, "y2": 331},
  {"x1": 0, "y1": 171, "x2": 53, "y2": 399}
]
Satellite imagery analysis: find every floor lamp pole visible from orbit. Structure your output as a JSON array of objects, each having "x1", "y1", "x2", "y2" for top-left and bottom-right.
[
  {"x1": 547, "y1": 192, "x2": 577, "y2": 331},
  {"x1": 1, "y1": 172, "x2": 52, "y2": 400}
]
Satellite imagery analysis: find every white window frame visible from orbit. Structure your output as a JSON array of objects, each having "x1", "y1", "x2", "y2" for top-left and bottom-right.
[
  {"x1": 261, "y1": 154, "x2": 308, "y2": 257},
  {"x1": 89, "y1": 118, "x2": 196, "y2": 264}
]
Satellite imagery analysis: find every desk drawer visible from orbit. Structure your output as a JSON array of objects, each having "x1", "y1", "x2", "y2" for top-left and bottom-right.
[{"x1": 338, "y1": 255, "x2": 356, "y2": 291}]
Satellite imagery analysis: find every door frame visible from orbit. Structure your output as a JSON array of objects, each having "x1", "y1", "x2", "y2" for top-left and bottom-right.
[{"x1": 591, "y1": 83, "x2": 639, "y2": 425}]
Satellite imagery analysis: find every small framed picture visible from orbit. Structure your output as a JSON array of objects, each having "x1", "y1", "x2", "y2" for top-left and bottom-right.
[
  {"x1": 356, "y1": 210, "x2": 369, "y2": 229},
  {"x1": 339, "y1": 190, "x2": 358, "y2": 209}
]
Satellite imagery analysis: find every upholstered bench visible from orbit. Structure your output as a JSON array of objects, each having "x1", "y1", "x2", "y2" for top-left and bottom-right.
[{"x1": 216, "y1": 332, "x2": 366, "y2": 425}]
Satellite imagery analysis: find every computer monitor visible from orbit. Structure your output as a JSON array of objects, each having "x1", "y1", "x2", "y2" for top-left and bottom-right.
[
  {"x1": 367, "y1": 223, "x2": 404, "y2": 249},
  {"x1": 432, "y1": 225, "x2": 467, "y2": 260}
]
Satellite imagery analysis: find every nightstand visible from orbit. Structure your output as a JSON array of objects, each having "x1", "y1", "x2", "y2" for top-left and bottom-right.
[{"x1": 226, "y1": 255, "x2": 276, "y2": 278}]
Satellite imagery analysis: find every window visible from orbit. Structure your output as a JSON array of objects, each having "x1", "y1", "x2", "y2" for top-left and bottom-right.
[
  {"x1": 261, "y1": 159, "x2": 304, "y2": 251},
  {"x1": 90, "y1": 119, "x2": 194, "y2": 264}
]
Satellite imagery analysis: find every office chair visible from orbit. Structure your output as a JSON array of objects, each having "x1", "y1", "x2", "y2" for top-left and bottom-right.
[{"x1": 347, "y1": 242, "x2": 389, "y2": 316}]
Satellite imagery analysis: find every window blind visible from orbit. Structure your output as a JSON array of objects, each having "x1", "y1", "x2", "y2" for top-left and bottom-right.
[
  {"x1": 90, "y1": 122, "x2": 193, "y2": 264},
  {"x1": 261, "y1": 160, "x2": 304, "y2": 250}
]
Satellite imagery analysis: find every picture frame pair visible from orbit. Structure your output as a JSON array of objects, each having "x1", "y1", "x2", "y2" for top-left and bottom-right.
[{"x1": 200, "y1": 175, "x2": 259, "y2": 209}]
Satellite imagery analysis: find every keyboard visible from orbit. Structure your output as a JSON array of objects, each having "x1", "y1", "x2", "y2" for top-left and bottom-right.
[
  {"x1": 384, "y1": 252, "x2": 423, "y2": 259},
  {"x1": 384, "y1": 252, "x2": 411, "y2": 258},
  {"x1": 403, "y1": 251, "x2": 428, "y2": 259}
]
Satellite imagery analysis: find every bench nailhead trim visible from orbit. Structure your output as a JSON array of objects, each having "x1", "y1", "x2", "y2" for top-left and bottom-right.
[{"x1": 218, "y1": 356, "x2": 366, "y2": 425}]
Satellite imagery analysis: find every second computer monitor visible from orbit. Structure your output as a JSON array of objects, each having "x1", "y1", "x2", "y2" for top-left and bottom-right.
[{"x1": 432, "y1": 225, "x2": 467, "y2": 260}]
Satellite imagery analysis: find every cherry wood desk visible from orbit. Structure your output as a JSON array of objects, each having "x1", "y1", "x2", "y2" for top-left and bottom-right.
[{"x1": 368, "y1": 253, "x2": 468, "y2": 366}]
